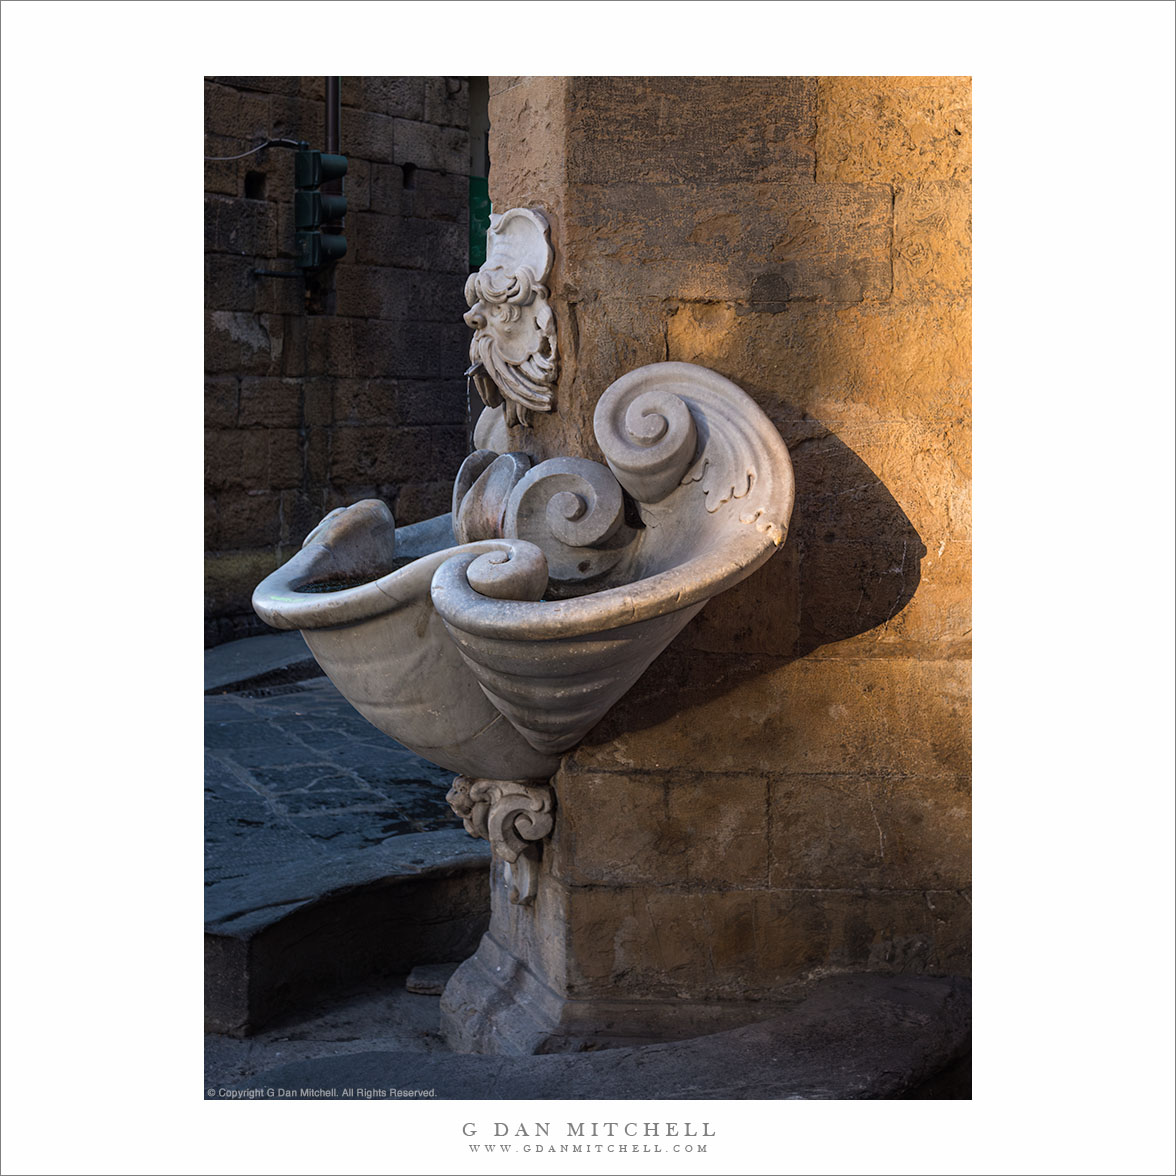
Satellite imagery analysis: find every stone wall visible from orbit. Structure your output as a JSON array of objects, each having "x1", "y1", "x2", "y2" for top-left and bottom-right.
[
  {"x1": 487, "y1": 77, "x2": 971, "y2": 1000},
  {"x1": 205, "y1": 77, "x2": 472, "y2": 646}
]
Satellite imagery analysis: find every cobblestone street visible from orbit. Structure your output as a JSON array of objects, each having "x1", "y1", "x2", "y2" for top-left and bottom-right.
[{"x1": 206, "y1": 678, "x2": 463, "y2": 891}]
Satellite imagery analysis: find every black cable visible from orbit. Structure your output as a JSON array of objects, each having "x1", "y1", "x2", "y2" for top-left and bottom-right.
[{"x1": 204, "y1": 138, "x2": 302, "y2": 162}]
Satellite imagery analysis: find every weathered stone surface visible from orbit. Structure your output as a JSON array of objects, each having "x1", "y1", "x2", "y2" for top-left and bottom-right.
[
  {"x1": 548, "y1": 771, "x2": 770, "y2": 889},
  {"x1": 204, "y1": 668, "x2": 490, "y2": 1036},
  {"x1": 894, "y1": 181, "x2": 971, "y2": 302},
  {"x1": 393, "y1": 118, "x2": 469, "y2": 174},
  {"x1": 566, "y1": 76, "x2": 817, "y2": 184},
  {"x1": 486, "y1": 76, "x2": 570, "y2": 229},
  {"x1": 405, "y1": 962, "x2": 460, "y2": 995},
  {"x1": 768, "y1": 772, "x2": 971, "y2": 890},
  {"x1": 817, "y1": 76, "x2": 972, "y2": 185},
  {"x1": 260, "y1": 973, "x2": 968, "y2": 1098},
  {"x1": 562, "y1": 180, "x2": 892, "y2": 304},
  {"x1": 570, "y1": 655, "x2": 970, "y2": 779}
]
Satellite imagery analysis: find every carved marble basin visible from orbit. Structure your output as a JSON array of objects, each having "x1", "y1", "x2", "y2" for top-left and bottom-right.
[{"x1": 253, "y1": 362, "x2": 795, "y2": 781}]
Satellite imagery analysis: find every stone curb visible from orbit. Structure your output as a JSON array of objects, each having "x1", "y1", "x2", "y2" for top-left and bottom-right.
[
  {"x1": 205, "y1": 631, "x2": 323, "y2": 694},
  {"x1": 206, "y1": 830, "x2": 491, "y2": 1037}
]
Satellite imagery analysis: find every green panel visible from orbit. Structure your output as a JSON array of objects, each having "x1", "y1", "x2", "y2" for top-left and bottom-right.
[{"x1": 469, "y1": 175, "x2": 490, "y2": 269}]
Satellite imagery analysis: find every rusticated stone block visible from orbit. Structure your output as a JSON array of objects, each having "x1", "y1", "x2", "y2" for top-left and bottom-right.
[
  {"x1": 205, "y1": 549, "x2": 287, "y2": 616},
  {"x1": 357, "y1": 76, "x2": 424, "y2": 121},
  {"x1": 205, "y1": 428, "x2": 301, "y2": 491},
  {"x1": 547, "y1": 771, "x2": 769, "y2": 889},
  {"x1": 489, "y1": 76, "x2": 528, "y2": 97},
  {"x1": 269, "y1": 95, "x2": 325, "y2": 147},
  {"x1": 205, "y1": 194, "x2": 278, "y2": 258},
  {"x1": 204, "y1": 81, "x2": 271, "y2": 142},
  {"x1": 343, "y1": 156, "x2": 371, "y2": 213},
  {"x1": 391, "y1": 480, "x2": 452, "y2": 526},
  {"x1": 430, "y1": 423, "x2": 469, "y2": 476},
  {"x1": 393, "y1": 118, "x2": 468, "y2": 174},
  {"x1": 817, "y1": 76, "x2": 971, "y2": 185},
  {"x1": 544, "y1": 882, "x2": 971, "y2": 1001},
  {"x1": 341, "y1": 107, "x2": 397, "y2": 164},
  {"x1": 396, "y1": 378, "x2": 466, "y2": 426},
  {"x1": 205, "y1": 377, "x2": 238, "y2": 428},
  {"x1": 205, "y1": 311, "x2": 284, "y2": 377},
  {"x1": 333, "y1": 265, "x2": 464, "y2": 322},
  {"x1": 237, "y1": 377, "x2": 301, "y2": 428},
  {"x1": 278, "y1": 489, "x2": 321, "y2": 545},
  {"x1": 211, "y1": 76, "x2": 299, "y2": 97},
  {"x1": 566, "y1": 76, "x2": 817, "y2": 184},
  {"x1": 354, "y1": 211, "x2": 464, "y2": 271},
  {"x1": 563, "y1": 180, "x2": 892, "y2": 304},
  {"x1": 675, "y1": 537, "x2": 801, "y2": 658},
  {"x1": 331, "y1": 378, "x2": 397, "y2": 426},
  {"x1": 487, "y1": 76, "x2": 570, "y2": 224},
  {"x1": 571, "y1": 654, "x2": 971, "y2": 780},
  {"x1": 894, "y1": 181, "x2": 971, "y2": 302},
  {"x1": 663, "y1": 299, "x2": 971, "y2": 428},
  {"x1": 796, "y1": 535, "x2": 971, "y2": 659},
  {"x1": 792, "y1": 418, "x2": 971, "y2": 543},
  {"x1": 329, "y1": 425, "x2": 433, "y2": 485},
  {"x1": 212, "y1": 489, "x2": 282, "y2": 549},
  {"x1": 769, "y1": 771, "x2": 971, "y2": 890},
  {"x1": 423, "y1": 76, "x2": 469, "y2": 128}
]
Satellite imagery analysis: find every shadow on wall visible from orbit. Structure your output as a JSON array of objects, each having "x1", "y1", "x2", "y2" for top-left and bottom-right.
[{"x1": 589, "y1": 408, "x2": 926, "y2": 739}]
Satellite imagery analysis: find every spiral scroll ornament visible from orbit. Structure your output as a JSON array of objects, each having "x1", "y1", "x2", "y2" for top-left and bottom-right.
[
  {"x1": 445, "y1": 776, "x2": 555, "y2": 905},
  {"x1": 464, "y1": 543, "x2": 549, "y2": 602},
  {"x1": 452, "y1": 451, "x2": 532, "y2": 544},
  {"x1": 503, "y1": 457, "x2": 631, "y2": 585},
  {"x1": 594, "y1": 377, "x2": 699, "y2": 504}
]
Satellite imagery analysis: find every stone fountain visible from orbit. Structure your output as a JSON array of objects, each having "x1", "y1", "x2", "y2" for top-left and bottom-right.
[{"x1": 253, "y1": 207, "x2": 795, "y2": 1053}]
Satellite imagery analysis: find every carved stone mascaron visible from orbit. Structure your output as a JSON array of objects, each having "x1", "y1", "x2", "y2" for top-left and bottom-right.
[{"x1": 463, "y1": 207, "x2": 558, "y2": 427}]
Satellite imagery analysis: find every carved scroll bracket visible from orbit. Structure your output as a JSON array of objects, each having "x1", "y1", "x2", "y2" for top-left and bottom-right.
[{"x1": 446, "y1": 776, "x2": 555, "y2": 905}]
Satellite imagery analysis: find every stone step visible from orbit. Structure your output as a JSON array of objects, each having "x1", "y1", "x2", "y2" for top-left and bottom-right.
[
  {"x1": 205, "y1": 670, "x2": 488, "y2": 1036},
  {"x1": 205, "y1": 631, "x2": 323, "y2": 694},
  {"x1": 206, "y1": 830, "x2": 490, "y2": 1036}
]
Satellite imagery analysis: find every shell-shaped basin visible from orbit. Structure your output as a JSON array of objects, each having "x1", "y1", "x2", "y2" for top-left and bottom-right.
[{"x1": 252, "y1": 362, "x2": 794, "y2": 779}]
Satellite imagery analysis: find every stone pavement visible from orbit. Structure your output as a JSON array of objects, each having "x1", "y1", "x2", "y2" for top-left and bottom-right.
[
  {"x1": 206, "y1": 973, "x2": 971, "y2": 1100},
  {"x1": 205, "y1": 639, "x2": 490, "y2": 1035},
  {"x1": 205, "y1": 677, "x2": 464, "y2": 884}
]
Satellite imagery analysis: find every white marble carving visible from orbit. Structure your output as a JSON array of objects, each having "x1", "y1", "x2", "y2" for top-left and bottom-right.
[
  {"x1": 446, "y1": 777, "x2": 555, "y2": 905},
  {"x1": 464, "y1": 207, "x2": 558, "y2": 427},
  {"x1": 253, "y1": 361, "x2": 794, "y2": 889}
]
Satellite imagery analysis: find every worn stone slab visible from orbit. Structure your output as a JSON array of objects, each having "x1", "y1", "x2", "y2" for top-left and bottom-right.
[
  {"x1": 205, "y1": 831, "x2": 491, "y2": 1037},
  {"x1": 211, "y1": 973, "x2": 970, "y2": 1099},
  {"x1": 406, "y1": 962, "x2": 461, "y2": 995},
  {"x1": 205, "y1": 676, "x2": 490, "y2": 1036},
  {"x1": 205, "y1": 631, "x2": 321, "y2": 693},
  {"x1": 206, "y1": 829, "x2": 489, "y2": 939}
]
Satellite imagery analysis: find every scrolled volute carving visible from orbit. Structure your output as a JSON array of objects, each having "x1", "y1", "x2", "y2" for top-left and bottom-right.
[
  {"x1": 594, "y1": 373, "x2": 699, "y2": 503},
  {"x1": 446, "y1": 776, "x2": 555, "y2": 905},
  {"x1": 464, "y1": 208, "x2": 558, "y2": 428},
  {"x1": 452, "y1": 450, "x2": 532, "y2": 544},
  {"x1": 464, "y1": 543, "x2": 548, "y2": 602},
  {"x1": 503, "y1": 457, "x2": 632, "y2": 587}
]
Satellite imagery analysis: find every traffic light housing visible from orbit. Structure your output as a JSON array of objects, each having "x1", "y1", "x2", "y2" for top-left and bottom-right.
[{"x1": 294, "y1": 145, "x2": 347, "y2": 269}]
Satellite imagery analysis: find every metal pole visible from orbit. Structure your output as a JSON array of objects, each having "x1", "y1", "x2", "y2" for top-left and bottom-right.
[
  {"x1": 325, "y1": 77, "x2": 341, "y2": 155},
  {"x1": 324, "y1": 77, "x2": 343, "y2": 235}
]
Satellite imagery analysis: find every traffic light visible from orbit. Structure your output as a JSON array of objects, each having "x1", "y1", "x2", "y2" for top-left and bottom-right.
[{"x1": 294, "y1": 144, "x2": 347, "y2": 269}]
